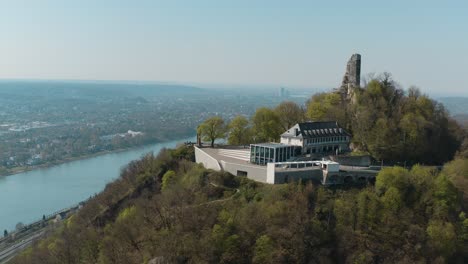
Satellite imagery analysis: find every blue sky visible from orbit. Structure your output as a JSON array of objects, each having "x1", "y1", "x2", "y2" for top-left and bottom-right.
[{"x1": 0, "y1": 0, "x2": 467, "y2": 95}]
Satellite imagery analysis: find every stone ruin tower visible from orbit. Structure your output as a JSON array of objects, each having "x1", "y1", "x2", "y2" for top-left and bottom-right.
[{"x1": 340, "y1": 53, "x2": 361, "y2": 100}]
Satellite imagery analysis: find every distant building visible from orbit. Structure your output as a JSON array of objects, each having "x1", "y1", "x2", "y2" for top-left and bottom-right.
[
  {"x1": 127, "y1": 130, "x2": 143, "y2": 137},
  {"x1": 280, "y1": 122, "x2": 351, "y2": 155},
  {"x1": 278, "y1": 87, "x2": 289, "y2": 98}
]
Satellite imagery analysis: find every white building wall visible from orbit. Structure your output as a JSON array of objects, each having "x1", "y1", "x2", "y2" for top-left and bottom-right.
[
  {"x1": 221, "y1": 161, "x2": 268, "y2": 183},
  {"x1": 290, "y1": 138, "x2": 303, "y2": 146},
  {"x1": 266, "y1": 163, "x2": 276, "y2": 184},
  {"x1": 280, "y1": 137, "x2": 303, "y2": 147},
  {"x1": 194, "y1": 147, "x2": 221, "y2": 170}
]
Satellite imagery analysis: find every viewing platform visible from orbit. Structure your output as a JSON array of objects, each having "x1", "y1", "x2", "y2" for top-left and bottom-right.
[{"x1": 195, "y1": 145, "x2": 378, "y2": 185}]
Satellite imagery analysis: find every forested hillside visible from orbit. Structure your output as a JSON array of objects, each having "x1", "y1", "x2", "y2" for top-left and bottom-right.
[
  {"x1": 11, "y1": 144, "x2": 468, "y2": 264},
  {"x1": 10, "y1": 74, "x2": 468, "y2": 263},
  {"x1": 306, "y1": 74, "x2": 464, "y2": 164}
]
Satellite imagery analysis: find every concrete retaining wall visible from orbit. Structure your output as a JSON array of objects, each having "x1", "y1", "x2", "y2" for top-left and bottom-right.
[
  {"x1": 221, "y1": 161, "x2": 267, "y2": 183},
  {"x1": 273, "y1": 169, "x2": 323, "y2": 184},
  {"x1": 194, "y1": 147, "x2": 221, "y2": 170},
  {"x1": 324, "y1": 169, "x2": 378, "y2": 185}
]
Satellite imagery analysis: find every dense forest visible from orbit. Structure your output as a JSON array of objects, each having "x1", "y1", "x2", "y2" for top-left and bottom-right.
[{"x1": 10, "y1": 144, "x2": 467, "y2": 264}]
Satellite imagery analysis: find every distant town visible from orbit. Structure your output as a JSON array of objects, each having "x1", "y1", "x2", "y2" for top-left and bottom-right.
[{"x1": 0, "y1": 81, "x2": 310, "y2": 176}]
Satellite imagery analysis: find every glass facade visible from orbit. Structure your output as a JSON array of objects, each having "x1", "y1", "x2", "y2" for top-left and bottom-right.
[{"x1": 250, "y1": 144, "x2": 296, "y2": 165}]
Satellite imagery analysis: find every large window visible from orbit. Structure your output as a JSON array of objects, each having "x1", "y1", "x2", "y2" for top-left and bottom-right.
[{"x1": 250, "y1": 144, "x2": 297, "y2": 165}]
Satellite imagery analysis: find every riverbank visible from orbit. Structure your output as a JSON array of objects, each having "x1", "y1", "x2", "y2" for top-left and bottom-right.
[
  {"x1": 0, "y1": 200, "x2": 84, "y2": 263},
  {"x1": 0, "y1": 136, "x2": 197, "y2": 233},
  {"x1": 0, "y1": 137, "x2": 195, "y2": 178}
]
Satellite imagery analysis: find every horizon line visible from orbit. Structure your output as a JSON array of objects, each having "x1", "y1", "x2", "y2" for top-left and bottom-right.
[
  {"x1": 0, "y1": 77, "x2": 466, "y2": 97},
  {"x1": 0, "y1": 77, "x2": 330, "y2": 90}
]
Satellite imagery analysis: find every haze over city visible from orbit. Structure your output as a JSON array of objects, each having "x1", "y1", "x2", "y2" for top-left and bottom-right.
[{"x1": 1, "y1": 0, "x2": 467, "y2": 96}]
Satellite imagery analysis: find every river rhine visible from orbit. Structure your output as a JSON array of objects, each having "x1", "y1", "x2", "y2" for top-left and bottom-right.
[{"x1": 0, "y1": 136, "x2": 195, "y2": 232}]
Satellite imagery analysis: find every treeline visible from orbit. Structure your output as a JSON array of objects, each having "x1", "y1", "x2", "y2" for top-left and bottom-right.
[
  {"x1": 197, "y1": 101, "x2": 305, "y2": 147},
  {"x1": 199, "y1": 73, "x2": 465, "y2": 165},
  {"x1": 11, "y1": 144, "x2": 468, "y2": 263},
  {"x1": 307, "y1": 73, "x2": 464, "y2": 164}
]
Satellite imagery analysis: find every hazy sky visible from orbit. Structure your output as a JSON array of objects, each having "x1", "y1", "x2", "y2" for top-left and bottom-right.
[{"x1": 0, "y1": 0, "x2": 467, "y2": 95}]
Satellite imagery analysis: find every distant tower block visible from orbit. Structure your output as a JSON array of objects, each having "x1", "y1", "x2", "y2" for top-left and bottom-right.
[{"x1": 340, "y1": 54, "x2": 361, "y2": 98}]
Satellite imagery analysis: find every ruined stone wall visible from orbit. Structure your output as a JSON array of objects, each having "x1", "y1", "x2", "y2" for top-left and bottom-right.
[{"x1": 340, "y1": 53, "x2": 361, "y2": 98}]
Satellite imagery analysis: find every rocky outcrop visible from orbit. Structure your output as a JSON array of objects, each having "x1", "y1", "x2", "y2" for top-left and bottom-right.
[{"x1": 340, "y1": 54, "x2": 361, "y2": 99}]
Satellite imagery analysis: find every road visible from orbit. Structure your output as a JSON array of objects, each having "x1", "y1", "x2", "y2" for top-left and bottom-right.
[{"x1": 0, "y1": 231, "x2": 44, "y2": 264}]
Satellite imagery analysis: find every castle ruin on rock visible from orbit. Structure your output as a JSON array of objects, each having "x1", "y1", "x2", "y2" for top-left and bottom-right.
[{"x1": 340, "y1": 53, "x2": 361, "y2": 99}]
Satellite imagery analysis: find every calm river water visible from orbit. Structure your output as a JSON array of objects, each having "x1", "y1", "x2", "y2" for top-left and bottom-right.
[{"x1": 0, "y1": 136, "x2": 195, "y2": 232}]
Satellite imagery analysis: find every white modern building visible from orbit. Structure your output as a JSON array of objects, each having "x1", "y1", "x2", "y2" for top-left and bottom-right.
[
  {"x1": 194, "y1": 121, "x2": 376, "y2": 185},
  {"x1": 194, "y1": 145, "x2": 342, "y2": 184}
]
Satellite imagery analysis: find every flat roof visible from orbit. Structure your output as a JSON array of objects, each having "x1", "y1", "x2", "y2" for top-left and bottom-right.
[
  {"x1": 198, "y1": 147, "x2": 262, "y2": 167},
  {"x1": 250, "y1": 143, "x2": 297, "y2": 148},
  {"x1": 197, "y1": 147, "x2": 378, "y2": 177}
]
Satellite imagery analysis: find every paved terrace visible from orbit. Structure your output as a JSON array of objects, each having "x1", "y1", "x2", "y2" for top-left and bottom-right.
[
  {"x1": 199, "y1": 147, "x2": 326, "y2": 171},
  {"x1": 199, "y1": 147, "x2": 356, "y2": 171},
  {"x1": 199, "y1": 147, "x2": 252, "y2": 165}
]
